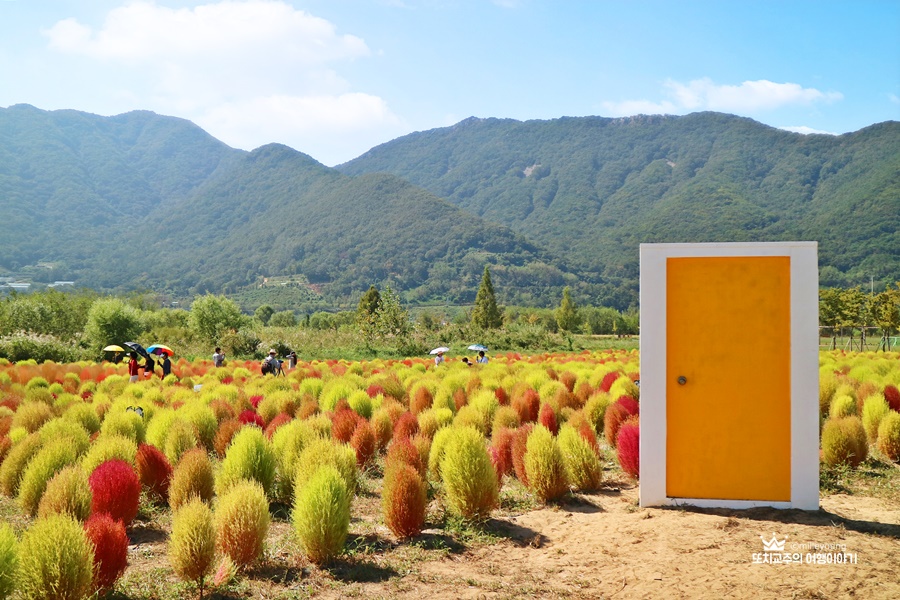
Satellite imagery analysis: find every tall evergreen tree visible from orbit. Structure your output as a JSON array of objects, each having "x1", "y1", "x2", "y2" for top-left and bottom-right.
[
  {"x1": 357, "y1": 285, "x2": 383, "y2": 345},
  {"x1": 556, "y1": 286, "x2": 579, "y2": 332},
  {"x1": 471, "y1": 266, "x2": 503, "y2": 329}
]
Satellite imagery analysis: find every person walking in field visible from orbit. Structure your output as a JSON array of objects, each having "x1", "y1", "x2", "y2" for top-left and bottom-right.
[
  {"x1": 434, "y1": 350, "x2": 445, "y2": 367},
  {"x1": 144, "y1": 354, "x2": 156, "y2": 378},
  {"x1": 160, "y1": 354, "x2": 172, "y2": 378},
  {"x1": 476, "y1": 350, "x2": 488, "y2": 364},
  {"x1": 213, "y1": 347, "x2": 225, "y2": 367},
  {"x1": 128, "y1": 352, "x2": 139, "y2": 383}
]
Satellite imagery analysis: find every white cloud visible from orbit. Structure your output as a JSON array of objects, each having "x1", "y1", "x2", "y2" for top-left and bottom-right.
[
  {"x1": 200, "y1": 93, "x2": 405, "y2": 164},
  {"x1": 779, "y1": 125, "x2": 837, "y2": 136},
  {"x1": 40, "y1": 1, "x2": 393, "y2": 164},
  {"x1": 890, "y1": 93, "x2": 900, "y2": 105},
  {"x1": 602, "y1": 78, "x2": 843, "y2": 117}
]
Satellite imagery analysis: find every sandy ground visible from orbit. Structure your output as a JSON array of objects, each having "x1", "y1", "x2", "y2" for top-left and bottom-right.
[
  {"x1": 123, "y1": 482, "x2": 900, "y2": 600},
  {"x1": 335, "y1": 486, "x2": 900, "y2": 600}
]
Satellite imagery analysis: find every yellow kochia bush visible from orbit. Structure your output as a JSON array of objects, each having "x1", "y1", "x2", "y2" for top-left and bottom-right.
[
  {"x1": 17, "y1": 440, "x2": 78, "y2": 517},
  {"x1": 557, "y1": 424, "x2": 601, "y2": 492},
  {"x1": 877, "y1": 411, "x2": 900, "y2": 462},
  {"x1": 214, "y1": 479, "x2": 270, "y2": 570},
  {"x1": 37, "y1": 465, "x2": 92, "y2": 521},
  {"x1": 215, "y1": 426, "x2": 277, "y2": 497},
  {"x1": 169, "y1": 497, "x2": 216, "y2": 592},
  {"x1": 0, "y1": 522, "x2": 16, "y2": 599},
  {"x1": 16, "y1": 514, "x2": 94, "y2": 600},
  {"x1": 821, "y1": 416, "x2": 868, "y2": 468},
  {"x1": 525, "y1": 424, "x2": 569, "y2": 502},
  {"x1": 292, "y1": 465, "x2": 350, "y2": 564},
  {"x1": 439, "y1": 426, "x2": 498, "y2": 521}
]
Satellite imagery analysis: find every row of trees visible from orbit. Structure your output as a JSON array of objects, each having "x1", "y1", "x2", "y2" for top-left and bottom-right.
[{"x1": 819, "y1": 284, "x2": 900, "y2": 350}]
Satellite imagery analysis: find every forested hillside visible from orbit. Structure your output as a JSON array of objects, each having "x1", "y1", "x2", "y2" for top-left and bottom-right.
[
  {"x1": 1, "y1": 106, "x2": 897, "y2": 311},
  {"x1": 340, "y1": 113, "x2": 900, "y2": 290}
]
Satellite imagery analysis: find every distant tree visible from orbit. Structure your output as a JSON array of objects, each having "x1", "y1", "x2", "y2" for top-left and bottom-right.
[
  {"x1": 83, "y1": 297, "x2": 145, "y2": 352},
  {"x1": 269, "y1": 310, "x2": 297, "y2": 328},
  {"x1": 189, "y1": 294, "x2": 246, "y2": 343},
  {"x1": 254, "y1": 305, "x2": 275, "y2": 326},
  {"x1": 357, "y1": 285, "x2": 383, "y2": 346},
  {"x1": 556, "y1": 287, "x2": 580, "y2": 333},
  {"x1": 870, "y1": 285, "x2": 900, "y2": 351},
  {"x1": 471, "y1": 266, "x2": 503, "y2": 329},
  {"x1": 375, "y1": 286, "x2": 410, "y2": 339}
]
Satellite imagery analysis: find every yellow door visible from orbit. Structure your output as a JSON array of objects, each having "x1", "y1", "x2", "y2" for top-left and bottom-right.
[{"x1": 666, "y1": 256, "x2": 791, "y2": 501}]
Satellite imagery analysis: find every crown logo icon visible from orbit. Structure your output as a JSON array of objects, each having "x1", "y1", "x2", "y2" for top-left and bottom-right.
[{"x1": 760, "y1": 534, "x2": 787, "y2": 552}]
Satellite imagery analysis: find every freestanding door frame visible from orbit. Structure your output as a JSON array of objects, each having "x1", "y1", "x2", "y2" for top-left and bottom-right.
[{"x1": 639, "y1": 242, "x2": 819, "y2": 510}]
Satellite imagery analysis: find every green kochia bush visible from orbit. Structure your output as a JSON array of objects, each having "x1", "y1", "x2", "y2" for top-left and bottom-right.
[
  {"x1": 169, "y1": 448, "x2": 215, "y2": 510},
  {"x1": 169, "y1": 497, "x2": 216, "y2": 595},
  {"x1": 37, "y1": 466, "x2": 92, "y2": 521},
  {"x1": 524, "y1": 424, "x2": 569, "y2": 502},
  {"x1": 18, "y1": 440, "x2": 78, "y2": 516},
  {"x1": 38, "y1": 419, "x2": 90, "y2": 457},
  {"x1": 292, "y1": 465, "x2": 350, "y2": 564},
  {"x1": 80, "y1": 434, "x2": 137, "y2": 476},
  {"x1": 63, "y1": 403, "x2": 100, "y2": 435},
  {"x1": 877, "y1": 411, "x2": 900, "y2": 462},
  {"x1": 439, "y1": 426, "x2": 498, "y2": 521},
  {"x1": 292, "y1": 439, "x2": 357, "y2": 499},
  {"x1": 100, "y1": 409, "x2": 146, "y2": 444},
  {"x1": 214, "y1": 480, "x2": 271, "y2": 570},
  {"x1": 861, "y1": 394, "x2": 890, "y2": 444},
  {"x1": 557, "y1": 424, "x2": 602, "y2": 491},
  {"x1": 0, "y1": 522, "x2": 16, "y2": 600},
  {"x1": 16, "y1": 514, "x2": 94, "y2": 600},
  {"x1": 163, "y1": 420, "x2": 199, "y2": 467},
  {"x1": 215, "y1": 426, "x2": 277, "y2": 497},
  {"x1": 821, "y1": 416, "x2": 868, "y2": 468},
  {"x1": 0, "y1": 432, "x2": 44, "y2": 497}
]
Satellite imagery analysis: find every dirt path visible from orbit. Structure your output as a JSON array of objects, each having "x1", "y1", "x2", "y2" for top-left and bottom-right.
[{"x1": 321, "y1": 486, "x2": 900, "y2": 600}]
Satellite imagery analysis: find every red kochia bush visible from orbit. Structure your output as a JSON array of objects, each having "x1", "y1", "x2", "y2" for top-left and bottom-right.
[
  {"x1": 599, "y1": 371, "x2": 621, "y2": 393},
  {"x1": 578, "y1": 419, "x2": 600, "y2": 457},
  {"x1": 264, "y1": 413, "x2": 293, "y2": 439},
  {"x1": 512, "y1": 389, "x2": 540, "y2": 423},
  {"x1": 386, "y1": 437, "x2": 424, "y2": 476},
  {"x1": 604, "y1": 397, "x2": 639, "y2": 446},
  {"x1": 331, "y1": 408, "x2": 360, "y2": 444},
  {"x1": 382, "y1": 463, "x2": 426, "y2": 538},
  {"x1": 616, "y1": 416, "x2": 640, "y2": 479},
  {"x1": 350, "y1": 420, "x2": 376, "y2": 466},
  {"x1": 410, "y1": 386, "x2": 433, "y2": 415},
  {"x1": 84, "y1": 513, "x2": 129, "y2": 592},
  {"x1": 885, "y1": 384, "x2": 900, "y2": 413},
  {"x1": 538, "y1": 403, "x2": 559, "y2": 435},
  {"x1": 89, "y1": 459, "x2": 141, "y2": 525},
  {"x1": 238, "y1": 410, "x2": 266, "y2": 429},
  {"x1": 136, "y1": 443, "x2": 173, "y2": 504},
  {"x1": 214, "y1": 418, "x2": 242, "y2": 458},
  {"x1": 490, "y1": 427, "x2": 516, "y2": 477},
  {"x1": 511, "y1": 424, "x2": 534, "y2": 484},
  {"x1": 494, "y1": 387, "x2": 509, "y2": 406},
  {"x1": 393, "y1": 412, "x2": 419, "y2": 441}
]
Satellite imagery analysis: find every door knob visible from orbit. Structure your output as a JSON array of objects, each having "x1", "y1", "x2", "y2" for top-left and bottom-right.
[{"x1": 677, "y1": 376, "x2": 687, "y2": 385}]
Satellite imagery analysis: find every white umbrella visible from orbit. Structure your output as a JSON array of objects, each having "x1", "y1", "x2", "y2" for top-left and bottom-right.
[
  {"x1": 429, "y1": 347, "x2": 450, "y2": 355},
  {"x1": 467, "y1": 344, "x2": 489, "y2": 352}
]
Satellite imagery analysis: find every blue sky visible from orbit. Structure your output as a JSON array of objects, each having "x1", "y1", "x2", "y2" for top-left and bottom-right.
[{"x1": 1, "y1": 0, "x2": 897, "y2": 166}]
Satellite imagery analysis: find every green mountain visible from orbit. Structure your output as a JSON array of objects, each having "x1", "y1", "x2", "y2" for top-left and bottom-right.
[
  {"x1": 339, "y1": 113, "x2": 900, "y2": 291},
  {"x1": 0, "y1": 106, "x2": 578, "y2": 309},
  {"x1": 1, "y1": 106, "x2": 897, "y2": 312},
  {"x1": 0, "y1": 103, "x2": 242, "y2": 280}
]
